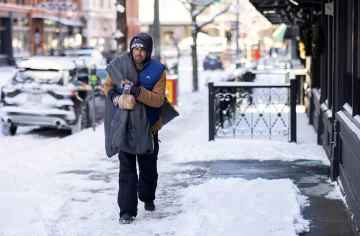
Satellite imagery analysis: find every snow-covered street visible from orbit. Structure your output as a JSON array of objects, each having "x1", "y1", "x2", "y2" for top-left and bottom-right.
[{"x1": 0, "y1": 60, "x2": 346, "y2": 236}]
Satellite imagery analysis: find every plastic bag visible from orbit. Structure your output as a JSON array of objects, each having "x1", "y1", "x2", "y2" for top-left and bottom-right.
[{"x1": 118, "y1": 94, "x2": 136, "y2": 110}]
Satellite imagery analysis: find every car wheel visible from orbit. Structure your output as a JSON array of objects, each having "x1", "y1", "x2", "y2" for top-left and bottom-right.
[
  {"x1": 1, "y1": 121, "x2": 17, "y2": 136},
  {"x1": 71, "y1": 104, "x2": 89, "y2": 134}
]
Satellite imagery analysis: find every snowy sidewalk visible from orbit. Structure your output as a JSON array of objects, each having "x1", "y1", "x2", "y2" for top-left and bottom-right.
[{"x1": 0, "y1": 88, "x2": 355, "y2": 235}]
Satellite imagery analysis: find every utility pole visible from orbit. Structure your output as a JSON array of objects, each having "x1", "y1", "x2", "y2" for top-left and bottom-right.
[
  {"x1": 153, "y1": 0, "x2": 161, "y2": 61},
  {"x1": 57, "y1": 1, "x2": 62, "y2": 54},
  {"x1": 235, "y1": 0, "x2": 240, "y2": 61}
]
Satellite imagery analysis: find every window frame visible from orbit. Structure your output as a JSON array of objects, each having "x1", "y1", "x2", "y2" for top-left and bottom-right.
[
  {"x1": 344, "y1": 0, "x2": 354, "y2": 107},
  {"x1": 354, "y1": 0, "x2": 360, "y2": 116}
]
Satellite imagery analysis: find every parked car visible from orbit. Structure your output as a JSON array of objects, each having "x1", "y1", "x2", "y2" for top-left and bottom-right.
[
  {"x1": 203, "y1": 53, "x2": 223, "y2": 70},
  {"x1": 90, "y1": 66, "x2": 107, "y2": 122},
  {"x1": 0, "y1": 56, "x2": 103, "y2": 136}
]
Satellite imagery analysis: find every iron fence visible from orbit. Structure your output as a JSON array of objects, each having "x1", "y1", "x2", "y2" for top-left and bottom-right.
[{"x1": 208, "y1": 73, "x2": 297, "y2": 142}]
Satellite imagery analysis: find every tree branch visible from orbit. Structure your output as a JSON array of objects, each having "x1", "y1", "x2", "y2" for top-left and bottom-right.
[
  {"x1": 192, "y1": 3, "x2": 211, "y2": 17},
  {"x1": 178, "y1": 0, "x2": 191, "y2": 12},
  {"x1": 198, "y1": 0, "x2": 234, "y2": 30}
]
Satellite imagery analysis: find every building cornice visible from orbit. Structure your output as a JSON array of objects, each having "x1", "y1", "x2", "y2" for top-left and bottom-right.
[{"x1": 0, "y1": 3, "x2": 34, "y2": 14}]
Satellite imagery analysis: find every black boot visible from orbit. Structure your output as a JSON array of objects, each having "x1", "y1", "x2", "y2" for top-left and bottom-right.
[
  {"x1": 144, "y1": 201, "x2": 155, "y2": 211},
  {"x1": 119, "y1": 214, "x2": 135, "y2": 224}
]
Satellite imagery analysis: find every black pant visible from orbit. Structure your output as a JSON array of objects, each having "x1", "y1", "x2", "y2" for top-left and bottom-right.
[{"x1": 117, "y1": 133, "x2": 159, "y2": 217}]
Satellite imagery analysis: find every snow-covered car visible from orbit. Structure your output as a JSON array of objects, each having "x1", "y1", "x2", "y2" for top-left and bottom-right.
[{"x1": 0, "y1": 56, "x2": 95, "y2": 136}]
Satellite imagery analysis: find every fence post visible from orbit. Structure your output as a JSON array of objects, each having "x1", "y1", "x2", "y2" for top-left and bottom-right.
[
  {"x1": 209, "y1": 82, "x2": 215, "y2": 141},
  {"x1": 286, "y1": 71, "x2": 290, "y2": 83},
  {"x1": 290, "y1": 77, "x2": 297, "y2": 142}
]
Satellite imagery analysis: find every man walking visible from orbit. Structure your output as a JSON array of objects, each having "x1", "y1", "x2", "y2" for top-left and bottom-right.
[{"x1": 103, "y1": 33, "x2": 166, "y2": 223}]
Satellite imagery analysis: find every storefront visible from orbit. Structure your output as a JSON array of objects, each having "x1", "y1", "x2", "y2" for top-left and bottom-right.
[
  {"x1": 0, "y1": 2, "x2": 83, "y2": 60},
  {"x1": 38, "y1": 16, "x2": 83, "y2": 55},
  {"x1": 12, "y1": 14, "x2": 30, "y2": 58},
  {"x1": 250, "y1": 0, "x2": 360, "y2": 229},
  {"x1": 0, "y1": 12, "x2": 14, "y2": 65},
  {"x1": 31, "y1": 14, "x2": 83, "y2": 56}
]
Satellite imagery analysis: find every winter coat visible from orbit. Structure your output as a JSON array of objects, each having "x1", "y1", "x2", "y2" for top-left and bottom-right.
[
  {"x1": 104, "y1": 52, "x2": 180, "y2": 157},
  {"x1": 104, "y1": 52, "x2": 153, "y2": 157}
]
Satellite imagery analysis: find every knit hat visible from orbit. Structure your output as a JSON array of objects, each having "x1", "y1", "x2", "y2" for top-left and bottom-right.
[{"x1": 130, "y1": 33, "x2": 153, "y2": 62}]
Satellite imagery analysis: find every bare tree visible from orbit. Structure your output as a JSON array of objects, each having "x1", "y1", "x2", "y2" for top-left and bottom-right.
[
  {"x1": 179, "y1": 0, "x2": 233, "y2": 92},
  {"x1": 115, "y1": 0, "x2": 128, "y2": 54}
]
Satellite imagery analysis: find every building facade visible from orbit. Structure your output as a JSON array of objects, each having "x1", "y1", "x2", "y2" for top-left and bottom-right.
[
  {"x1": 307, "y1": 0, "x2": 360, "y2": 228},
  {"x1": 250, "y1": 0, "x2": 360, "y2": 229},
  {"x1": 0, "y1": 0, "x2": 83, "y2": 62},
  {"x1": 80, "y1": 0, "x2": 140, "y2": 55},
  {"x1": 0, "y1": 0, "x2": 140, "y2": 64},
  {"x1": 138, "y1": 0, "x2": 270, "y2": 58}
]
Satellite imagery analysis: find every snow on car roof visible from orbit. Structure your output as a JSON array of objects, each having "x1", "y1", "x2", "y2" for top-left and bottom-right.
[{"x1": 18, "y1": 57, "x2": 76, "y2": 71}]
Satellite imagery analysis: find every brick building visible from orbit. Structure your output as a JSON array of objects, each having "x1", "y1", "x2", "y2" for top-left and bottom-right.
[
  {"x1": 0, "y1": 0, "x2": 140, "y2": 64},
  {"x1": 0, "y1": 0, "x2": 83, "y2": 62}
]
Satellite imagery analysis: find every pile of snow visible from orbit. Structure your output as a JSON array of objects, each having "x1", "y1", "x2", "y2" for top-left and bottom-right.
[
  {"x1": 175, "y1": 178, "x2": 310, "y2": 236},
  {"x1": 0, "y1": 67, "x2": 15, "y2": 88}
]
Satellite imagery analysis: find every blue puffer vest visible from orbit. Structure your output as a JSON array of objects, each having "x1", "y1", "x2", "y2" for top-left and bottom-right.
[{"x1": 115, "y1": 58, "x2": 165, "y2": 125}]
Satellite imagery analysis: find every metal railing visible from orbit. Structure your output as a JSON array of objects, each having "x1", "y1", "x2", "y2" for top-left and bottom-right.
[{"x1": 208, "y1": 72, "x2": 297, "y2": 142}]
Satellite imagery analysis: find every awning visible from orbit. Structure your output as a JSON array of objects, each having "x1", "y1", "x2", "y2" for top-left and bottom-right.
[
  {"x1": 32, "y1": 14, "x2": 83, "y2": 27},
  {"x1": 272, "y1": 24, "x2": 287, "y2": 41}
]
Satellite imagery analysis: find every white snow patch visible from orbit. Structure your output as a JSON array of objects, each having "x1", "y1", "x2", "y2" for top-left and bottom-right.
[
  {"x1": 325, "y1": 185, "x2": 345, "y2": 201},
  {"x1": 175, "y1": 178, "x2": 310, "y2": 236},
  {"x1": 0, "y1": 67, "x2": 15, "y2": 88},
  {"x1": 354, "y1": 115, "x2": 360, "y2": 124},
  {"x1": 116, "y1": 4, "x2": 125, "y2": 13},
  {"x1": 337, "y1": 111, "x2": 360, "y2": 140}
]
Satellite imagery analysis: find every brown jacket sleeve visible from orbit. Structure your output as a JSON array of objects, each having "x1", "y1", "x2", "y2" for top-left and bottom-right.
[
  {"x1": 136, "y1": 70, "x2": 166, "y2": 108},
  {"x1": 103, "y1": 75, "x2": 117, "y2": 98}
]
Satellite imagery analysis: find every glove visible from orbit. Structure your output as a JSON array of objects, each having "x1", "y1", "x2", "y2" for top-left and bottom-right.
[
  {"x1": 123, "y1": 82, "x2": 134, "y2": 94},
  {"x1": 120, "y1": 80, "x2": 139, "y2": 96},
  {"x1": 112, "y1": 95, "x2": 121, "y2": 107}
]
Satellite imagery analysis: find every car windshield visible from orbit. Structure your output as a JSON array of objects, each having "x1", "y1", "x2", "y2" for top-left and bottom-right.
[{"x1": 13, "y1": 69, "x2": 63, "y2": 84}]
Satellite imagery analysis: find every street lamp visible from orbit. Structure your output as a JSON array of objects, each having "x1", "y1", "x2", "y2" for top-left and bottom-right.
[
  {"x1": 234, "y1": 0, "x2": 240, "y2": 61},
  {"x1": 153, "y1": 0, "x2": 161, "y2": 61}
]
